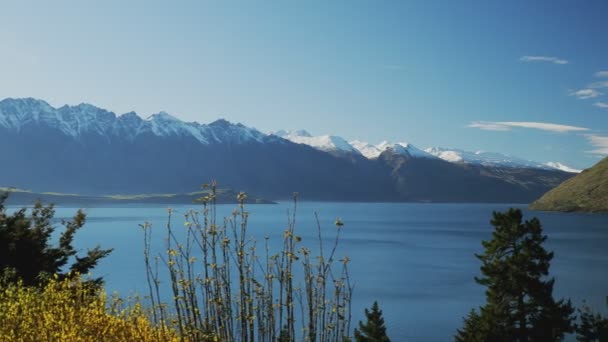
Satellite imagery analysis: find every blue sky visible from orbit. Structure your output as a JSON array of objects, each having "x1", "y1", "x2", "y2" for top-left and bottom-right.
[{"x1": 1, "y1": 0, "x2": 607, "y2": 168}]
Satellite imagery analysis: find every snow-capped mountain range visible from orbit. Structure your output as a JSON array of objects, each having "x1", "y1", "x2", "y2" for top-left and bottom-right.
[
  {"x1": 0, "y1": 97, "x2": 580, "y2": 173},
  {"x1": 0, "y1": 97, "x2": 578, "y2": 202},
  {"x1": 0, "y1": 98, "x2": 266, "y2": 144},
  {"x1": 275, "y1": 129, "x2": 580, "y2": 173},
  {"x1": 349, "y1": 140, "x2": 433, "y2": 159},
  {"x1": 423, "y1": 147, "x2": 555, "y2": 170}
]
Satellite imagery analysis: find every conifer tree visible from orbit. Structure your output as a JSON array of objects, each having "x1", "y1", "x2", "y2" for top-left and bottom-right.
[
  {"x1": 577, "y1": 304, "x2": 608, "y2": 342},
  {"x1": 0, "y1": 193, "x2": 112, "y2": 286},
  {"x1": 354, "y1": 301, "x2": 390, "y2": 342},
  {"x1": 456, "y1": 208, "x2": 575, "y2": 341}
]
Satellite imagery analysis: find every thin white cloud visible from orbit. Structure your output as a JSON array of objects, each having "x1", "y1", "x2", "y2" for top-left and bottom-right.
[
  {"x1": 585, "y1": 134, "x2": 608, "y2": 155},
  {"x1": 594, "y1": 102, "x2": 608, "y2": 109},
  {"x1": 595, "y1": 71, "x2": 608, "y2": 78},
  {"x1": 468, "y1": 121, "x2": 589, "y2": 133},
  {"x1": 589, "y1": 80, "x2": 608, "y2": 89},
  {"x1": 468, "y1": 122, "x2": 512, "y2": 131},
  {"x1": 499, "y1": 121, "x2": 589, "y2": 132},
  {"x1": 520, "y1": 55, "x2": 568, "y2": 65},
  {"x1": 570, "y1": 88, "x2": 602, "y2": 99}
]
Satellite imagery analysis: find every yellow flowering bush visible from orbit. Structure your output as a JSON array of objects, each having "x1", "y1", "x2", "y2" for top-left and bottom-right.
[{"x1": 0, "y1": 276, "x2": 181, "y2": 342}]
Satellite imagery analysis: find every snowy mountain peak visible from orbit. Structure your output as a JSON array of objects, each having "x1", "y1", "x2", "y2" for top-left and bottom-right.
[
  {"x1": 73, "y1": 102, "x2": 103, "y2": 111},
  {"x1": 274, "y1": 130, "x2": 360, "y2": 155},
  {"x1": 0, "y1": 98, "x2": 267, "y2": 145},
  {"x1": 209, "y1": 118, "x2": 232, "y2": 127},
  {"x1": 350, "y1": 140, "x2": 434, "y2": 159},
  {"x1": 0, "y1": 97, "x2": 54, "y2": 118},
  {"x1": 147, "y1": 111, "x2": 180, "y2": 121},
  {"x1": 0, "y1": 97, "x2": 53, "y2": 109},
  {"x1": 0, "y1": 98, "x2": 67, "y2": 133},
  {"x1": 376, "y1": 141, "x2": 404, "y2": 155},
  {"x1": 424, "y1": 147, "x2": 464, "y2": 163},
  {"x1": 424, "y1": 147, "x2": 555, "y2": 170},
  {"x1": 545, "y1": 162, "x2": 582, "y2": 173},
  {"x1": 205, "y1": 118, "x2": 266, "y2": 144},
  {"x1": 145, "y1": 111, "x2": 196, "y2": 138},
  {"x1": 349, "y1": 140, "x2": 381, "y2": 159},
  {"x1": 379, "y1": 142, "x2": 435, "y2": 159},
  {"x1": 119, "y1": 111, "x2": 139, "y2": 119},
  {"x1": 116, "y1": 111, "x2": 143, "y2": 128}
]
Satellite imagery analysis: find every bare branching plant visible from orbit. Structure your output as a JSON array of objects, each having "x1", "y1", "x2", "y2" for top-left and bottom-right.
[{"x1": 141, "y1": 181, "x2": 353, "y2": 342}]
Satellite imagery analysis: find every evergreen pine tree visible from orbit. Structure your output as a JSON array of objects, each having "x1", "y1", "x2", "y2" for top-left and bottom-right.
[
  {"x1": 354, "y1": 301, "x2": 390, "y2": 342},
  {"x1": 576, "y1": 304, "x2": 608, "y2": 342},
  {"x1": 455, "y1": 309, "x2": 503, "y2": 342},
  {"x1": 0, "y1": 193, "x2": 112, "y2": 286},
  {"x1": 456, "y1": 208, "x2": 575, "y2": 341}
]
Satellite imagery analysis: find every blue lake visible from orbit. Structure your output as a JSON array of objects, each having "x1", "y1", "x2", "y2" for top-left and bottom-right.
[{"x1": 45, "y1": 202, "x2": 608, "y2": 341}]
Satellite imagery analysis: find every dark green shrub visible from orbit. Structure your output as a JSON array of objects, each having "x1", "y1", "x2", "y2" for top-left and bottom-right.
[{"x1": 0, "y1": 192, "x2": 112, "y2": 287}]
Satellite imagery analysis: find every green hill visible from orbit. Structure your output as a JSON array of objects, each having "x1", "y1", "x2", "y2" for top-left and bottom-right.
[{"x1": 529, "y1": 157, "x2": 608, "y2": 212}]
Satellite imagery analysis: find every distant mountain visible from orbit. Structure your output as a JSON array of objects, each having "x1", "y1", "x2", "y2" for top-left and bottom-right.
[
  {"x1": 272, "y1": 130, "x2": 361, "y2": 156},
  {"x1": 424, "y1": 147, "x2": 560, "y2": 170},
  {"x1": 351, "y1": 140, "x2": 435, "y2": 159},
  {"x1": 0, "y1": 98, "x2": 575, "y2": 203},
  {"x1": 530, "y1": 157, "x2": 608, "y2": 212},
  {"x1": 275, "y1": 129, "x2": 577, "y2": 174},
  {"x1": 375, "y1": 147, "x2": 570, "y2": 203},
  {"x1": 0, "y1": 97, "x2": 266, "y2": 144},
  {"x1": 544, "y1": 162, "x2": 582, "y2": 173},
  {"x1": 0, "y1": 98, "x2": 385, "y2": 201}
]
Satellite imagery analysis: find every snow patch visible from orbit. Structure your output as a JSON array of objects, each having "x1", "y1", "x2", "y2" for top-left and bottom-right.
[
  {"x1": 545, "y1": 162, "x2": 582, "y2": 173},
  {"x1": 351, "y1": 140, "x2": 435, "y2": 159},
  {"x1": 349, "y1": 140, "x2": 382, "y2": 158},
  {"x1": 274, "y1": 130, "x2": 360, "y2": 154}
]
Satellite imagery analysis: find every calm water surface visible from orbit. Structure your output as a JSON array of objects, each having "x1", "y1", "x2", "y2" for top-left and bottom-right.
[{"x1": 46, "y1": 202, "x2": 608, "y2": 341}]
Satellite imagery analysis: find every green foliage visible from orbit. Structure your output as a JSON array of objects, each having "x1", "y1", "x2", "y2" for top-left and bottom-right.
[
  {"x1": 278, "y1": 325, "x2": 292, "y2": 342},
  {"x1": 456, "y1": 208, "x2": 575, "y2": 341},
  {"x1": 354, "y1": 301, "x2": 390, "y2": 342},
  {"x1": 0, "y1": 192, "x2": 112, "y2": 287},
  {"x1": 455, "y1": 309, "x2": 500, "y2": 342},
  {"x1": 577, "y1": 304, "x2": 608, "y2": 342}
]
